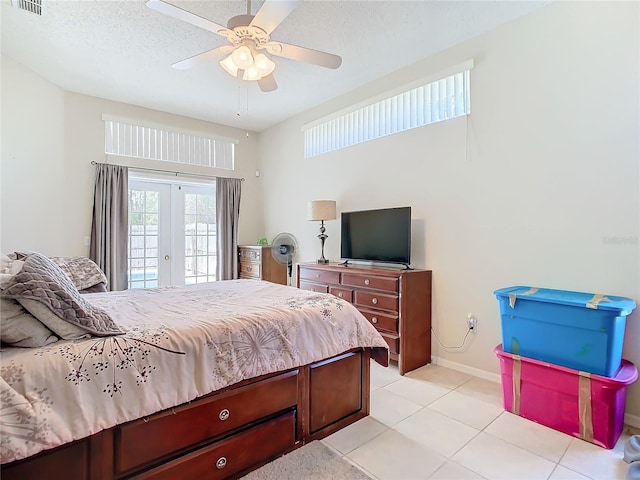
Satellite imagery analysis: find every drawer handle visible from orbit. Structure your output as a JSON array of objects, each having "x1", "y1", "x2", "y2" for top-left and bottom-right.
[
  {"x1": 316, "y1": 273, "x2": 320, "y2": 278},
  {"x1": 364, "y1": 279, "x2": 370, "y2": 285},
  {"x1": 247, "y1": 266, "x2": 252, "y2": 272},
  {"x1": 219, "y1": 409, "x2": 230, "y2": 421},
  {"x1": 372, "y1": 298, "x2": 378, "y2": 305},
  {"x1": 338, "y1": 292, "x2": 343, "y2": 298},
  {"x1": 371, "y1": 316, "x2": 378, "y2": 324},
  {"x1": 216, "y1": 457, "x2": 227, "y2": 470}
]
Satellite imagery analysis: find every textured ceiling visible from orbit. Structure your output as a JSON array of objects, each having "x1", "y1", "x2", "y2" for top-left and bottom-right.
[{"x1": 1, "y1": 0, "x2": 548, "y2": 132}]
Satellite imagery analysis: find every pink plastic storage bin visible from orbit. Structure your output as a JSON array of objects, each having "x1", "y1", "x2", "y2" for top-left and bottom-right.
[{"x1": 494, "y1": 344, "x2": 637, "y2": 449}]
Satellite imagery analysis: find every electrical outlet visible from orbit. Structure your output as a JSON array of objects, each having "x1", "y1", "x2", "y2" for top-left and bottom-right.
[{"x1": 467, "y1": 313, "x2": 477, "y2": 332}]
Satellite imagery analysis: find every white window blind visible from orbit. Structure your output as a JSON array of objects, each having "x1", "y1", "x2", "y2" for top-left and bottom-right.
[
  {"x1": 303, "y1": 67, "x2": 471, "y2": 158},
  {"x1": 104, "y1": 117, "x2": 236, "y2": 170}
]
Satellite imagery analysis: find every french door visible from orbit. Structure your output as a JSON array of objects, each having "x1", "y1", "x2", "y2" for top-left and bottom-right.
[{"x1": 128, "y1": 177, "x2": 216, "y2": 289}]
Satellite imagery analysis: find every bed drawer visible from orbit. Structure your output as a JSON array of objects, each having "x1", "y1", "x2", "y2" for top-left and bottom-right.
[
  {"x1": 310, "y1": 351, "x2": 363, "y2": 433},
  {"x1": 299, "y1": 280, "x2": 329, "y2": 293},
  {"x1": 342, "y1": 273, "x2": 398, "y2": 293},
  {"x1": 115, "y1": 370, "x2": 298, "y2": 475},
  {"x1": 354, "y1": 290, "x2": 399, "y2": 313},
  {"x1": 298, "y1": 267, "x2": 340, "y2": 285},
  {"x1": 1, "y1": 439, "x2": 89, "y2": 480},
  {"x1": 132, "y1": 411, "x2": 296, "y2": 480}
]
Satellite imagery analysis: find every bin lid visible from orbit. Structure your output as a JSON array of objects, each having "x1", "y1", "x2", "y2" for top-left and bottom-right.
[{"x1": 493, "y1": 286, "x2": 636, "y2": 315}]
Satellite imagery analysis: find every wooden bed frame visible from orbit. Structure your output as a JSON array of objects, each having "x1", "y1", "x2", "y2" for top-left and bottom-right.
[{"x1": 2, "y1": 348, "x2": 373, "y2": 480}]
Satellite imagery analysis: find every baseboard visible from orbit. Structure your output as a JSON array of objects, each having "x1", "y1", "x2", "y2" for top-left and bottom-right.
[
  {"x1": 431, "y1": 356, "x2": 501, "y2": 384},
  {"x1": 625, "y1": 413, "x2": 640, "y2": 429},
  {"x1": 432, "y1": 356, "x2": 640, "y2": 429}
]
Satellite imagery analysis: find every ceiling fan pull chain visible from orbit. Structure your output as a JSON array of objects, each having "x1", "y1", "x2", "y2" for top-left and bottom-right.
[{"x1": 247, "y1": 0, "x2": 251, "y2": 16}]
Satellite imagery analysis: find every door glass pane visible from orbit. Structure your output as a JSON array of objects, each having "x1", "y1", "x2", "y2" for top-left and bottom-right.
[
  {"x1": 184, "y1": 192, "x2": 216, "y2": 284},
  {"x1": 128, "y1": 189, "x2": 160, "y2": 289}
]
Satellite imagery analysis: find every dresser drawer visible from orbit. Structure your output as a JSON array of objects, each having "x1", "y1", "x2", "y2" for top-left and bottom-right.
[
  {"x1": 329, "y1": 286, "x2": 353, "y2": 302},
  {"x1": 354, "y1": 291, "x2": 399, "y2": 313},
  {"x1": 239, "y1": 248, "x2": 261, "y2": 261},
  {"x1": 239, "y1": 262, "x2": 260, "y2": 278},
  {"x1": 380, "y1": 333, "x2": 400, "y2": 354},
  {"x1": 342, "y1": 273, "x2": 398, "y2": 293},
  {"x1": 115, "y1": 371, "x2": 298, "y2": 474},
  {"x1": 299, "y1": 280, "x2": 329, "y2": 293},
  {"x1": 299, "y1": 267, "x2": 340, "y2": 285},
  {"x1": 359, "y1": 308, "x2": 398, "y2": 333},
  {"x1": 132, "y1": 411, "x2": 296, "y2": 480}
]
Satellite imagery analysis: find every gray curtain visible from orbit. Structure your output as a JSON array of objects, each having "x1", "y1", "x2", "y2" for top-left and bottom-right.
[
  {"x1": 89, "y1": 164, "x2": 128, "y2": 291},
  {"x1": 216, "y1": 177, "x2": 242, "y2": 281}
]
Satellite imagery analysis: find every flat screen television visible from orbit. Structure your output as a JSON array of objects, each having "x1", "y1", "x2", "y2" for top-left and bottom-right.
[{"x1": 340, "y1": 207, "x2": 411, "y2": 266}]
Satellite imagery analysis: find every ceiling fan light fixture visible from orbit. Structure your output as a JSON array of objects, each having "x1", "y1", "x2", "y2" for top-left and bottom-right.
[
  {"x1": 219, "y1": 54, "x2": 239, "y2": 77},
  {"x1": 243, "y1": 65, "x2": 262, "y2": 81},
  {"x1": 148, "y1": 0, "x2": 343, "y2": 94},
  {"x1": 254, "y1": 53, "x2": 276, "y2": 77},
  {"x1": 231, "y1": 45, "x2": 254, "y2": 70}
]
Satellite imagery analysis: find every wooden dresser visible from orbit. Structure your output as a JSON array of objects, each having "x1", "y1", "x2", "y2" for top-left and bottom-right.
[
  {"x1": 238, "y1": 245, "x2": 287, "y2": 285},
  {"x1": 297, "y1": 263, "x2": 432, "y2": 375}
]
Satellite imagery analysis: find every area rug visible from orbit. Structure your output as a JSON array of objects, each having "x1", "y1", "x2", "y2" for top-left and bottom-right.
[{"x1": 240, "y1": 441, "x2": 373, "y2": 480}]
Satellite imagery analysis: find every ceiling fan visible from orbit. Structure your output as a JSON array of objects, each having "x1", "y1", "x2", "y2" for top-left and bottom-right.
[{"x1": 146, "y1": 0, "x2": 342, "y2": 93}]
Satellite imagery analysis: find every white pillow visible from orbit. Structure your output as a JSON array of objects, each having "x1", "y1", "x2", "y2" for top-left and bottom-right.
[{"x1": 0, "y1": 297, "x2": 59, "y2": 347}]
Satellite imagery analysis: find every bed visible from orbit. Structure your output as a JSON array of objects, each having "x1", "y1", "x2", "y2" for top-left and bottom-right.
[{"x1": 0, "y1": 253, "x2": 388, "y2": 479}]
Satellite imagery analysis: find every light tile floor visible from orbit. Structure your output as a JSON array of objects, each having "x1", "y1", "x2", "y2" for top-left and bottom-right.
[{"x1": 323, "y1": 361, "x2": 638, "y2": 480}]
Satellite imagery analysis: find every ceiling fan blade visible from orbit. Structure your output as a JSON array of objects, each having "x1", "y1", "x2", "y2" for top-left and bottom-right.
[
  {"x1": 258, "y1": 74, "x2": 278, "y2": 92},
  {"x1": 172, "y1": 45, "x2": 234, "y2": 70},
  {"x1": 250, "y1": 0, "x2": 299, "y2": 35},
  {"x1": 265, "y1": 42, "x2": 342, "y2": 69},
  {"x1": 146, "y1": 0, "x2": 229, "y2": 36}
]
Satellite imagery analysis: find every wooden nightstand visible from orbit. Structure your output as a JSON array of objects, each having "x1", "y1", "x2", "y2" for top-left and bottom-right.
[{"x1": 238, "y1": 245, "x2": 287, "y2": 285}]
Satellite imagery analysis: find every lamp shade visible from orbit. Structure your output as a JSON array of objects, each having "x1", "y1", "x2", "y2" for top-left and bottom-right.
[
  {"x1": 307, "y1": 200, "x2": 336, "y2": 221},
  {"x1": 219, "y1": 54, "x2": 239, "y2": 77},
  {"x1": 231, "y1": 45, "x2": 254, "y2": 69}
]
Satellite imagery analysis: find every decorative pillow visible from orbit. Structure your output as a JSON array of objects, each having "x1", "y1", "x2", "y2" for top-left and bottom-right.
[
  {"x1": 0, "y1": 297, "x2": 59, "y2": 347},
  {"x1": 2, "y1": 252, "x2": 124, "y2": 338},
  {"x1": 49, "y1": 256, "x2": 109, "y2": 291},
  {"x1": 79, "y1": 283, "x2": 108, "y2": 294}
]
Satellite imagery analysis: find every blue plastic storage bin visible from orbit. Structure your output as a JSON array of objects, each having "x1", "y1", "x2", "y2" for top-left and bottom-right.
[{"x1": 494, "y1": 286, "x2": 636, "y2": 377}]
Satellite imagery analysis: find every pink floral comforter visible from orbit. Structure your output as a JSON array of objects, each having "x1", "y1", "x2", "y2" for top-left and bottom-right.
[{"x1": 0, "y1": 280, "x2": 388, "y2": 463}]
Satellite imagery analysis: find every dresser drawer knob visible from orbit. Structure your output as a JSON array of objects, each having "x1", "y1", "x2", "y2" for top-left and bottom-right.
[
  {"x1": 364, "y1": 279, "x2": 370, "y2": 285},
  {"x1": 371, "y1": 316, "x2": 378, "y2": 324},
  {"x1": 338, "y1": 292, "x2": 343, "y2": 298},
  {"x1": 219, "y1": 409, "x2": 230, "y2": 421},
  {"x1": 216, "y1": 457, "x2": 227, "y2": 470},
  {"x1": 372, "y1": 298, "x2": 378, "y2": 305},
  {"x1": 247, "y1": 266, "x2": 252, "y2": 272},
  {"x1": 316, "y1": 273, "x2": 320, "y2": 278}
]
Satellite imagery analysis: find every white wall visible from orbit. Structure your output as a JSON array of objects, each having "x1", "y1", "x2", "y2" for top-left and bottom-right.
[
  {"x1": 1, "y1": 55, "x2": 67, "y2": 254},
  {"x1": 258, "y1": 2, "x2": 640, "y2": 421},
  {"x1": 1, "y1": 54, "x2": 265, "y2": 257}
]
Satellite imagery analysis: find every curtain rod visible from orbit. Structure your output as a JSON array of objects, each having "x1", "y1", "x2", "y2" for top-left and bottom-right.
[{"x1": 90, "y1": 161, "x2": 244, "y2": 181}]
